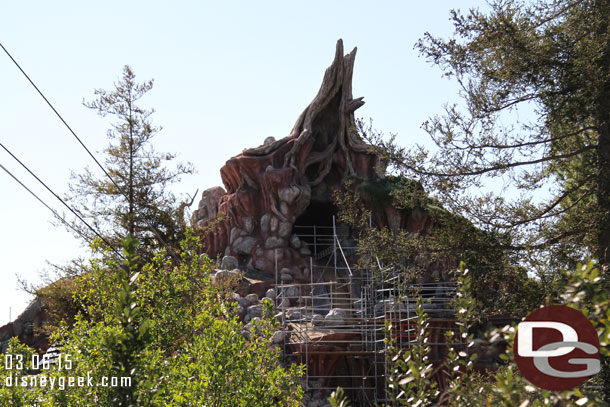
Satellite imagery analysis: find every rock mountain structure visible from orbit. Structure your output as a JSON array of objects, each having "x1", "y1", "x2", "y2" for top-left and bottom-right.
[
  {"x1": 192, "y1": 39, "x2": 437, "y2": 281},
  {"x1": 192, "y1": 40, "x2": 462, "y2": 406},
  {"x1": 0, "y1": 40, "x2": 505, "y2": 407}
]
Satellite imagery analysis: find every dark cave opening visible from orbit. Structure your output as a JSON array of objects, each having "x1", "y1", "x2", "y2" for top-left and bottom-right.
[{"x1": 293, "y1": 201, "x2": 337, "y2": 254}]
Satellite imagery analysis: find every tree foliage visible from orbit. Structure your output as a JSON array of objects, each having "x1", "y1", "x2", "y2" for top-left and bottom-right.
[
  {"x1": 334, "y1": 177, "x2": 542, "y2": 318},
  {"x1": 334, "y1": 1, "x2": 610, "y2": 402},
  {"x1": 363, "y1": 0, "x2": 610, "y2": 283},
  {"x1": 1, "y1": 233, "x2": 303, "y2": 406},
  {"x1": 67, "y1": 66, "x2": 194, "y2": 258},
  {"x1": 330, "y1": 261, "x2": 610, "y2": 406}
]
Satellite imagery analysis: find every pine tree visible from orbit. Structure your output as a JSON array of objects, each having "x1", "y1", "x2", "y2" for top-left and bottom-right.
[{"x1": 67, "y1": 65, "x2": 194, "y2": 258}]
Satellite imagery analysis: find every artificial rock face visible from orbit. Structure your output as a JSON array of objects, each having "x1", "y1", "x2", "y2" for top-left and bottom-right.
[
  {"x1": 192, "y1": 40, "x2": 434, "y2": 280},
  {"x1": 192, "y1": 40, "x2": 382, "y2": 279}
]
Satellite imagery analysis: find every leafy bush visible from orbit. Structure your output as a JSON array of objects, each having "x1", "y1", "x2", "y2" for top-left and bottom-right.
[
  {"x1": 0, "y1": 232, "x2": 303, "y2": 406},
  {"x1": 330, "y1": 261, "x2": 609, "y2": 406}
]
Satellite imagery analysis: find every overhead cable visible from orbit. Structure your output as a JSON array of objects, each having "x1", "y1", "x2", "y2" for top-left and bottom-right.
[
  {"x1": 0, "y1": 162, "x2": 111, "y2": 255},
  {"x1": 1, "y1": 42, "x2": 179, "y2": 260},
  {"x1": 0, "y1": 143, "x2": 123, "y2": 258}
]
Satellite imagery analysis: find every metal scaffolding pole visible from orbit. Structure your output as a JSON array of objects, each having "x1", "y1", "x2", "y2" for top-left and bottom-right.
[{"x1": 276, "y1": 221, "x2": 459, "y2": 406}]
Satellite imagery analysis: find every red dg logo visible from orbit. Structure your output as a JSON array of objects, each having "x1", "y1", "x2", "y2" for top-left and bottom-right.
[{"x1": 514, "y1": 305, "x2": 600, "y2": 391}]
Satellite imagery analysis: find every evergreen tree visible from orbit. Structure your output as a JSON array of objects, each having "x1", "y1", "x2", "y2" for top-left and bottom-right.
[{"x1": 67, "y1": 65, "x2": 194, "y2": 257}]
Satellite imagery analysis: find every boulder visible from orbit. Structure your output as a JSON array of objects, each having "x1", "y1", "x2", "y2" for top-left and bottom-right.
[
  {"x1": 245, "y1": 293, "x2": 259, "y2": 304},
  {"x1": 270, "y1": 216, "x2": 279, "y2": 233},
  {"x1": 272, "y1": 330, "x2": 286, "y2": 344},
  {"x1": 213, "y1": 269, "x2": 240, "y2": 285},
  {"x1": 300, "y1": 247, "x2": 312, "y2": 256},
  {"x1": 233, "y1": 236, "x2": 257, "y2": 255},
  {"x1": 255, "y1": 260, "x2": 267, "y2": 271},
  {"x1": 311, "y1": 313, "x2": 324, "y2": 326},
  {"x1": 278, "y1": 186, "x2": 301, "y2": 205},
  {"x1": 230, "y1": 227, "x2": 243, "y2": 244},
  {"x1": 289, "y1": 235, "x2": 301, "y2": 249},
  {"x1": 265, "y1": 288, "x2": 276, "y2": 300},
  {"x1": 243, "y1": 216, "x2": 255, "y2": 234},
  {"x1": 237, "y1": 297, "x2": 250, "y2": 308},
  {"x1": 324, "y1": 308, "x2": 347, "y2": 326},
  {"x1": 260, "y1": 213, "x2": 271, "y2": 234},
  {"x1": 191, "y1": 186, "x2": 225, "y2": 227},
  {"x1": 248, "y1": 304, "x2": 263, "y2": 318},
  {"x1": 265, "y1": 236, "x2": 285, "y2": 249},
  {"x1": 221, "y1": 256, "x2": 239, "y2": 270},
  {"x1": 278, "y1": 221, "x2": 292, "y2": 238},
  {"x1": 284, "y1": 286, "x2": 299, "y2": 299},
  {"x1": 291, "y1": 268, "x2": 304, "y2": 280},
  {"x1": 287, "y1": 310, "x2": 302, "y2": 321}
]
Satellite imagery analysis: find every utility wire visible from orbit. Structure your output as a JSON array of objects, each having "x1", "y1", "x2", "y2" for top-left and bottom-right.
[
  {"x1": 0, "y1": 141, "x2": 121, "y2": 257},
  {"x1": 0, "y1": 162, "x2": 74, "y2": 234},
  {"x1": 0, "y1": 42, "x2": 110, "y2": 183},
  {"x1": 0, "y1": 161, "x2": 124, "y2": 259},
  {"x1": 1, "y1": 42, "x2": 180, "y2": 261}
]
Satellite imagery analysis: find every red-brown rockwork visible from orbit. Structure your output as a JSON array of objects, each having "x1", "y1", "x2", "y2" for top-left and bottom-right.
[{"x1": 191, "y1": 40, "x2": 426, "y2": 281}]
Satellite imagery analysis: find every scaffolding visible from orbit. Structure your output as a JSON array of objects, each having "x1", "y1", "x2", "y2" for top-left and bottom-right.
[{"x1": 275, "y1": 217, "x2": 460, "y2": 406}]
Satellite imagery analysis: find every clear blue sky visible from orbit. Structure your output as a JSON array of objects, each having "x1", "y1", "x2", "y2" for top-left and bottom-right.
[{"x1": 0, "y1": 1, "x2": 487, "y2": 322}]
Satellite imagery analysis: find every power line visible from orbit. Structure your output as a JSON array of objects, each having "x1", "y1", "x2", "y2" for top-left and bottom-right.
[
  {"x1": 0, "y1": 42, "x2": 110, "y2": 184},
  {"x1": 1, "y1": 42, "x2": 180, "y2": 261},
  {"x1": 0, "y1": 161, "x2": 123, "y2": 259},
  {"x1": 0, "y1": 162, "x2": 79, "y2": 237},
  {"x1": 0, "y1": 141, "x2": 121, "y2": 257}
]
